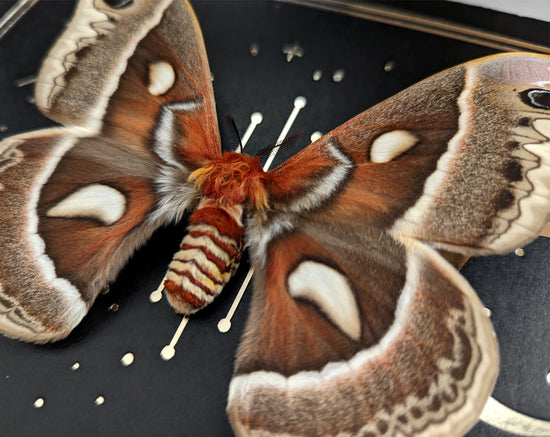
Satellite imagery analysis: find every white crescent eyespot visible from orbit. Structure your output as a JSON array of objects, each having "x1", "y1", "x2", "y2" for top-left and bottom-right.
[
  {"x1": 47, "y1": 184, "x2": 126, "y2": 225},
  {"x1": 370, "y1": 130, "x2": 418, "y2": 163},
  {"x1": 287, "y1": 261, "x2": 361, "y2": 341}
]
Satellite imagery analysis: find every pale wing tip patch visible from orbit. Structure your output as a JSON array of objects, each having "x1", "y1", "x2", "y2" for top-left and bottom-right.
[
  {"x1": 487, "y1": 116, "x2": 550, "y2": 251},
  {"x1": 47, "y1": 183, "x2": 126, "y2": 225},
  {"x1": 0, "y1": 282, "x2": 87, "y2": 343}
]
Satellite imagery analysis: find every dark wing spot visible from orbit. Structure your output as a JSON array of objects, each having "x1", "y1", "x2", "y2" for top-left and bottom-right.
[
  {"x1": 427, "y1": 395, "x2": 442, "y2": 412},
  {"x1": 502, "y1": 160, "x2": 523, "y2": 182},
  {"x1": 494, "y1": 190, "x2": 515, "y2": 211},
  {"x1": 376, "y1": 420, "x2": 389, "y2": 434},
  {"x1": 441, "y1": 383, "x2": 459, "y2": 403},
  {"x1": 518, "y1": 117, "x2": 531, "y2": 127},
  {"x1": 520, "y1": 89, "x2": 550, "y2": 110},
  {"x1": 411, "y1": 407, "x2": 423, "y2": 419},
  {"x1": 104, "y1": 0, "x2": 133, "y2": 8}
]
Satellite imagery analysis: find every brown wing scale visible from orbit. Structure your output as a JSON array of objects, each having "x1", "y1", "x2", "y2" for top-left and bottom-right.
[
  {"x1": 229, "y1": 229, "x2": 497, "y2": 436},
  {"x1": 231, "y1": 53, "x2": 550, "y2": 436},
  {"x1": 0, "y1": 0, "x2": 219, "y2": 342}
]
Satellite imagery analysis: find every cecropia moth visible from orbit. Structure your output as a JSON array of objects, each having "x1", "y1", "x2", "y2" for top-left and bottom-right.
[{"x1": 1, "y1": 0, "x2": 549, "y2": 435}]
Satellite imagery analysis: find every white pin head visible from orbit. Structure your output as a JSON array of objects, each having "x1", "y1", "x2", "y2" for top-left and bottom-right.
[
  {"x1": 294, "y1": 96, "x2": 307, "y2": 109},
  {"x1": 121, "y1": 352, "x2": 135, "y2": 367},
  {"x1": 251, "y1": 112, "x2": 263, "y2": 125},
  {"x1": 34, "y1": 398, "x2": 45, "y2": 408},
  {"x1": 161, "y1": 345, "x2": 176, "y2": 361},
  {"x1": 217, "y1": 318, "x2": 231, "y2": 333}
]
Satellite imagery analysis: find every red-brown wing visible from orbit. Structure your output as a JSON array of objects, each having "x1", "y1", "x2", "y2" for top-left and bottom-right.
[
  {"x1": 36, "y1": 0, "x2": 220, "y2": 167},
  {"x1": 268, "y1": 53, "x2": 550, "y2": 256},
  {"x1": 228, "y1": 227, "x2": 497, "y2": 436},
  {"x1": 228, "y1": 53, "x2": 550, "y2": 435},
  {"x1": 0, "y1": 0, "x2": 218, "y2": 342}
]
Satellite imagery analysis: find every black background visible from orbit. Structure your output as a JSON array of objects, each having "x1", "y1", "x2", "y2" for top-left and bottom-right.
[{"x1": 0, "y1": 1, "x2": 548, "y2": 436}]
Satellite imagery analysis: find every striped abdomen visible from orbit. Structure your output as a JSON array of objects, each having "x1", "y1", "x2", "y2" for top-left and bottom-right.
[{"x1": 164, "y1": 201, "x2": 244, "y2": 315}]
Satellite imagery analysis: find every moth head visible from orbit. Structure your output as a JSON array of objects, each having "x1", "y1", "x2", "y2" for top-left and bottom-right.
[{"x1": 189, "y1": 152, "x2": 270, "y2": 210}]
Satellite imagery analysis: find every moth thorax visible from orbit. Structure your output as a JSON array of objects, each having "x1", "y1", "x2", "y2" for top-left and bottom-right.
[
  {"x1": 164, "y1": 199, "x2": 245, "y2": 315},
  {"x1": 189, "y1": 152, "x2": 270, "y2": 210}
]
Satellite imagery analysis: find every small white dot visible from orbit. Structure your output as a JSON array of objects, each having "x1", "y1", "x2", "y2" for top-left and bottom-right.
[
  {"x1": 312, "y1": 69, "x2": 322, "y2": 81},
  {"x1": 0, "y1": 124, "x2": 7, "y2": 132},
  {"x1": 121, "y1": 353, "x2": 134, "y2": 367},
  {"x1": 546, "y1": 371, "x2": 550, "y2": 385},
  {"x1": 249, "y1": 42, "x2": 259, "y2": 56},
  {"x1": 160, "y1": 345, "x2": 175, "y2": 361},
  {"x1": 107, "y1": 303, "x2": 119, "y2": 312},
  {"x1": 294, "y1": 96, "x2": 307, "y2": 108},
  {"x1": 483, "y1": 307, "x2": 492, "y2": 318},
  {"x1": 251, "y1": 112, "x2": 263, "y2": 124},
  {"x1": 34, "y1": 398, "x2": 44, "y2": 408},
  {"x1": 310, "y1": 131, "x2": 323, "y2": 142},
  {"x1": 515, "y1": 248, "x2": 525, "y2": 257},
  {"x1": 332, "y1": 69, "x2": 345, "y2": 83},
  {"x1": 95, "y1": 396, "x2": 105, "y2": 406},
  {"x1": 384, "y1": 60, "x2": 395, "y2": 72},
  {"x1": 217, "y1": 318, "x2": 231, "y2": 333},
  {"x1": 150, "y1": 290, "x2": 163, "y2": 303},
  {"x1": 71, "y1": 362, "x2": 80, "y2": 371}
]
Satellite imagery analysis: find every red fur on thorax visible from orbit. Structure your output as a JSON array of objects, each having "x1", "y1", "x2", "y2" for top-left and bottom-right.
[
  {"x1": 189, "y1": 152, "x2": 271, "y2": 210},
  {"x1": 189, "y1": 206, "x2": 244, "y2": 240}
]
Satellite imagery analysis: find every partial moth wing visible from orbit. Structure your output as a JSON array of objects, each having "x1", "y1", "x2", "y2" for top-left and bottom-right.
[
  {"x1": 269, "y1": 53, "x2": 550, "y2": 257},
  {"x1": 35, "y1": 0, "x2": 220, "y2": 168},
  {"x1": 228, "y1": 227, "x2": 498, "y2": 436},
  {"x1": 0, "y1": 0, "x2": 219, "y2": 342},
  {"x1": 0, "y1": 128, "x2": 159, "y2": 342},
  {"x1": 390, "y1": 53, "x2": 550, "y2": 255},
  {"x1": 228, "y1": 53, "x2": 550, "y2": 436},
  {"x1": 35, "y1": 0, "x2": 173, "y2": 129}
]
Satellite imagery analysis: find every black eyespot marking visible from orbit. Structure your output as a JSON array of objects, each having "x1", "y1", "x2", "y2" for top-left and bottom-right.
[
  {"x1": 506, "y1": 140, "x2": 520, "y2": 150},
  {"x1": 520, "y1": 89, "x2": 550, "y2": 110},
  {"x1": 104, "y1": 0, "x2": 133, "y2": 8},
  {"x1": 518, "y1": 117, "x2": 531, "y2": 127},
  {"x1": 376, "y1": 420, "x2": 389, "y2": 434},
  {"x1": 494, "y1": 190, "x2": 515, "y2": 211},
  {"x1": 502, "y1": 160, "x2": 523, "y2": 182},
  {"x1": 428, "y1": 395, "x2": 442, "y2": 412},
  {"x1": 483, "y1": 217, "x2": 494, "y2": 231}
]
